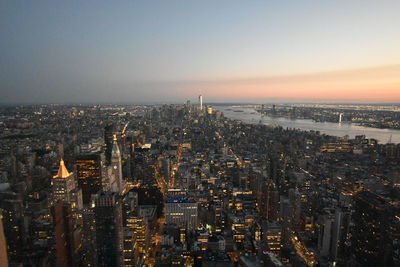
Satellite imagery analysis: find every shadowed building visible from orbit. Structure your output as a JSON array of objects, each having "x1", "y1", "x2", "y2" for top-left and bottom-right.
[
  {"x1": 0, "y1": 211, "x2": 7, "y2": 267},
  {"x1": 104, "y1": 122, "x2": 115, "y2": 165},
  {"x1": 51, "y1": 201, "x2": 76, "y2": 267},
  {"x1": 76, "y1": 153, "x2": 103, "y2": 205},
  {"x1": 94, "y1": 191, "x2": 124, "y2": 267},
  {"x1": 352, "y1": 191, "x2": 400, "y2": 266}
]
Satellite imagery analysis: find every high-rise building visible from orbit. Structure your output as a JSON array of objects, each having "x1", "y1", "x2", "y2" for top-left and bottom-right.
[
  {"x1": 94, "y1": 191, "x2": 124, "y2": 267},
  {"x1": 199, "y1": 95, "x2": 203, "y2": 112},
  {"x1": 0, "y1": 211, "x2": 8, "y2": 267},
  {"x1": 81, "y1": 208, "x2": 97, "y2": 266},
  {"x1": 76, "y1": 153, "x2": 103, "y2": 205},
  {"x1": 51, "y1": 201, "x2": 80, "y2": 267},
  {"x1": 0, "y1": 199, "x2": 24, "y2": 261},
  {"x1": 104, "y1": 122, "x2": 115, "y2": 165},
  {"x1": 52, "y1": 159, "x2": 77, "y2": 203},
  {"x1": 352, "y1": 191, "x2": 399, "y2": 266},
  {"x1": 110, "y1": 135, "x2": 124, "y2": 193},
  {"x1": 165, "y1": 198, "x2": 198, "y2": 230}
]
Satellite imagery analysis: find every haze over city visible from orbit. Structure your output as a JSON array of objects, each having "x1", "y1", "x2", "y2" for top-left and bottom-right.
[{"x1": 1, "y1": 1, "x2": 400, "y2": 104}]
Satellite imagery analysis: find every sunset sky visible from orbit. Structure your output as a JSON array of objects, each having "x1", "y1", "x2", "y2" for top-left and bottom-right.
[{"x1": 1, "y1": 1, "x2": 400, "y2": 103}]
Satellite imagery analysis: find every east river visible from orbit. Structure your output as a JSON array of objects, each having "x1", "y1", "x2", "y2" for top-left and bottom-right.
[{"x1": 216, "y1": 106, "x2": 400, "y2": 144}]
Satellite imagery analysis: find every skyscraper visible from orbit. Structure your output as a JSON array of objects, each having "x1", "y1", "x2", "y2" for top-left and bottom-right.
[
  {"x1": 76, "y1": 153, "x2": 103, "y2": 205},
  {"x1": 199, "y1": 95, "x2": 203, "y2": 112},
  {"x1": 0, "y1": 211, "x2": 8, "y2": 267},
  {"x1": 110, "y1": 135, "x2": 124, "y2": 193},
  {"x1": 52, "y1": 159, "x2": 82, "y2": 209},
  {"x1": 352, "y1": 191, "x2": 399, "y2": 266},
  {"x1": 0, "y1": 199, "x2": 23, "y2": 261},
  {"x1": 104, "y1": 122, "x2": 115, "y2": 165},
  {"x1": 94, "y1": 191, "x2": 124, "y2": 267},
  {"x1": 52, "y1": 159, "x2": 76, "y2": 202},
  {"x1": 51, "y1": 201, "x2": 76, "y2": 267}
]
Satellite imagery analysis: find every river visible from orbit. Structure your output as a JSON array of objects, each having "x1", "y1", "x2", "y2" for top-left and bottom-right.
[{"x1": 216, "y1": 106, "x2": 400, "y2": 144}]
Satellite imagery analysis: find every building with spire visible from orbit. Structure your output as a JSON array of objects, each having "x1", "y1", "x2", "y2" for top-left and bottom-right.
[
  {"x1": 110, "y1": 135, "x2": 124, "y2": 193},
  {"x1": 52, "y1": 159, "x2": 82, "y2": 209}
]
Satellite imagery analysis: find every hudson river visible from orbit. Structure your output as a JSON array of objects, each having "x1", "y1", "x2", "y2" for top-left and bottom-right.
[{"x1": 216, "y1": 106, "x2": 400, "y2": 144}]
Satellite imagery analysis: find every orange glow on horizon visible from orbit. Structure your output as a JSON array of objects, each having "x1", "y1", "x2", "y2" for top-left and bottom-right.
[{"x1": 173, "y1": 64, "x2": 400, "y2": 102}]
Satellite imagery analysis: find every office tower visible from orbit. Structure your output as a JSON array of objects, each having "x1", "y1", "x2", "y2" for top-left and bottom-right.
[
  {"x1": 51, "y1": 201, "x2": 78, "y2": 267},
  {"x1": 81, "y1": 208, "x2": 97, "y2": 266},
  {"x1": 199, "y1": 95, "x2": 203, "y2": 111},
  {"x1": 352, "y1": 191, "x2": 399, "y2": 266},
  {"x1": 126, "y1": 216, "x2": 147, "y2": 259},
  {"x1": 264, "y1": 221, "x2": 282, "y2": 253},
  {"x1": 165, "y1": 198, "x2": 198, "y2": 230},
  {"x1": 331, "y1": 208, "x2": 351, "y2": 262},
  {"x1": 76, "y1": 153, "x2": 103, "y2": 205},
  {"x1": 0, "y1": 211, "x2": 8, "y2": 267},
  {"x1": 123, "y1": 231, "x2": 135, "y2": 267},
  {"x1": 1, "y1": 198, "x2": 24, "y2": 260},
  {"x1": 104, "y1": 122, "x2": 115, "y2": 165},
  {"x1": 94, "y1": 191, "x2": 124, "y2": 267},
  {"x1": 110, "y1": 135, "x2": 124, "y2": 193},
  {"x1": 279, "y1": 196, "x2": 292, "y2": 246},
  {"x1": 52, "y1": 159, "x2": 76, "y2": 203},
  {"x1": 318, "y1": 214, "x2": 334, "y2": 257},
  {"x1": 260, "y1": 180, "x2": 280, "y2": 221},
  {"x1": 288, "y1": 188, "x2": 301, "y2": 226}
]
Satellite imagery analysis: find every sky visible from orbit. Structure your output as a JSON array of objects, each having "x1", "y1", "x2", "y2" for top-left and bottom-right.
[{"x1": 0, "y1": 1, "x2": 400, "y2": 104}]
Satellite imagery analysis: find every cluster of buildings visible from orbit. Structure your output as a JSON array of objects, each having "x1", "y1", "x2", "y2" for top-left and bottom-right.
[
  {"x1": 0, "y1": 97, "x2": 399, "y2": 266},
  {"x1": 259, "y1": 104, "x2": 400, "y2": 129}
]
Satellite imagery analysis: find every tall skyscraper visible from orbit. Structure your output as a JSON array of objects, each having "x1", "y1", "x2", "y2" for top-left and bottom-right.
[
  {"x1": 352, "y1": 191, "x2": 399, "y2": 266},
  {"x1": 94, "y1": 191, "x2": 124, "y2": 267},
  {"x1": 0, "y1": 199, "x2": 23, "y2": 261},
  {"x1": 76, "y1": 153, "x2": 103, "y2": 205},
  {"x1": 52, "y1": 159, "x2": 76, "y2": 203},
  {"x1": 110, "y1": 135, "x2": 124, "y2": 193},
  {"x1": 51, "y1": 201, "x2": 77, "y2": 267},
  {"x1": 199, "y1": 95, "x2": 203, "y2": 111},
  {"x1": 104, "y1": 122, "x2": 115, "y2": 165},
  {"x1": 0, "y1": 211, "x2": 8, "y2": 267}
]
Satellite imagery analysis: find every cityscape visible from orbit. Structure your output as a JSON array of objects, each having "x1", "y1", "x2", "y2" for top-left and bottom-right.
[
  {"x1": 0, "y1": 98, "x2": 399, "y2": 266},
  {"x1": 1, "y1": 1, "x2": 400, "y2": 267}
]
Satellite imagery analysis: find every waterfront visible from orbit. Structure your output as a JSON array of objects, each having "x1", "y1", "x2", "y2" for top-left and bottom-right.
[{"x1": 217, "y1": 106, "x2": 400, "y2": 144}]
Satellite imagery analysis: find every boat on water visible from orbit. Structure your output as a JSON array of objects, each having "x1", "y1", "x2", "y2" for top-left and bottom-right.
[{"x1": 234, "y1": 110, "x2": 244, "y2": 112}]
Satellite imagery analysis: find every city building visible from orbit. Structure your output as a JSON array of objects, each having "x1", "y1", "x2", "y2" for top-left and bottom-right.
[
  {"x1": 52, "y1": 159, "x2": 78, "y2": 204},
  {"x1": 104, "y1": 122, "x2": 115, "y2": 165},
  {"x1": 199, "y1": 95, "x2": 203, "y2": 112},
  {"x1": 0, "y1": 211, "x2": 7, "y2": 267},
  {"x1": 165, "y1": 198, "x2": 198, "y2": 230},
  {"x1": 51, "y1": 201, "x2": 81, "y2": 267},
  {"x1": 76, "y1": 153, "x2": 103, "y2": 205},
  {"x1": 94, "y1": 191, "x2": 124, "y2": 267},
  {"x1": 110, "y1": 135, "x2": 124, "y2": 193},
  {"x1": 352, "y1": 191, "x2": 399, "y2": 266}
]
